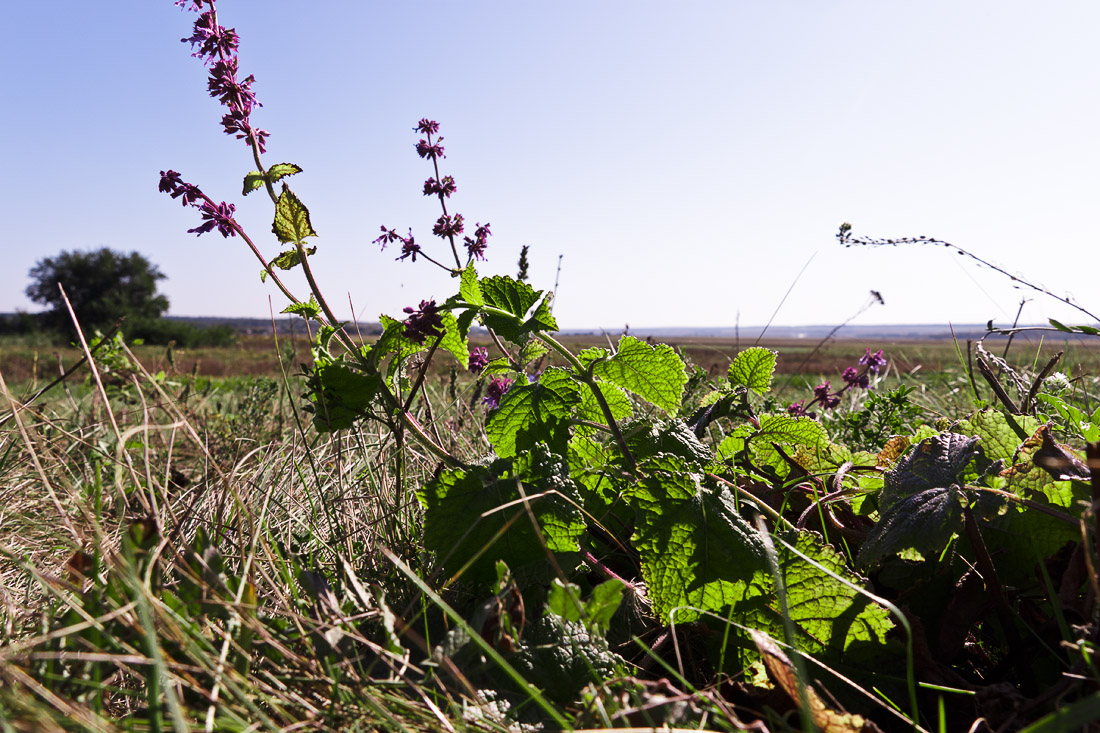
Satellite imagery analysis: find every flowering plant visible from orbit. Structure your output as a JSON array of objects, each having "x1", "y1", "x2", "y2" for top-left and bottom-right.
[{"x1": 141, "y1": 3, "x2": 1096, "y2": 730}]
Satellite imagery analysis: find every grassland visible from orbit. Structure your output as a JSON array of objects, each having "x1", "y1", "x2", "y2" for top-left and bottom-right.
[{"x1": 1, "y1": 328, "x2": 1098, "y2": 731}]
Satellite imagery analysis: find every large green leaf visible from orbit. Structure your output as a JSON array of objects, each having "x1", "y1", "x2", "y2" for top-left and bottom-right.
[
  {"x1": 575, "y1": 380, "x2": 633, "y2": 433},
  {"x1": 626, "y1": 456, "x2": 768, "y2": 624},
  {"x1": 480, "y1": 274, "x2": 540, "y2": 319},
  {"x1": 857, "y1": 486, "x2": 964, "y2": 568},
  {"x1": 625, "y1": 418, "x2": 712, "y2": 466},
  {"x1": 953, "y1": 409, "x2": 1040, "y2": 463},
  {"x1": 486, "y1": 368, "x2": 582, "y2": 458},
  {"x1": 753, "y1": 531, "x2": 895, "y2": 662},
  {"x1": 591, "y1": 336, "x2": 687, "y2": 414},
  {"x1": 728, "y1": 347, "x2": 778, "y2": 395},
  {"x1": 879, "y1": 433, "x2": 979, "y2": 514},
  {"x1": 306, "y1": 360, "x2": 380, "y2": 432},
  {"x1": 417, "y1": 446, "x2": 585, "y2": 587},
  {"x1": 271, "y1": 184, "x2": 317, "y2": 243}
]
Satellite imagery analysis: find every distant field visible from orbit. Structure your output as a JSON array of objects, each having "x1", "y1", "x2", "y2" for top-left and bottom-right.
[{"x1": 2, "y1": 329, "x2": 1097, "y2": 387}]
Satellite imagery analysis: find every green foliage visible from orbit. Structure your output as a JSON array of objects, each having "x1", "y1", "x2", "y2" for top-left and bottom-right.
[
  {"x1": 590, "y1": 335, "x2": 688, "y2": 413},
  {"x1": 417, "y1": 444, "x2": 585, "y2": 586},
  {"x1": 830, "y1": 385, "x2": 925, "y2": 450},
  {"x1": 486, "y1": 368, "x2": 582, "y2": 457},
  {"x1": 728, "y1": 346, "x2": 778, "y2": 395}
]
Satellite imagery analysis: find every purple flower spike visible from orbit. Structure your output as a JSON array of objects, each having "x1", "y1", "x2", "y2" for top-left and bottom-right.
[
  {"x1": 422, "y1": 176, "x2": 457, "y2": 198},
  {"x1": 468, "y1": 347, "x2": 489, "y2": 374},
  {"x1": 182, "y1": 11, "x2": 239, "y2": 64},
  {"x1": 463, "y1": 222, "x2": 491, "y2": 261},
  {"x1": 187, "y1": 200, "x2": 237, "y2": 238},
  {"x1": 433, "y1": 214, "x2": 464, "y2": 239},
  {"x1": 415, "y1": 119, "x2": 440, "y2": 135},
  {"x1": 373, "y1": 226, "x2": 403, "y2": 249},
  {"x1": 158, "y1": 170, "x2": 204, "y2": 207},
  {"x1": 398, "y1": 237, "x2": 421, "y2": 262},
  {"x1": 813, "y1": 382, "x2": 832, "y2": 401},
  {"x1": 416, "y1": 138, "x2": 446, "y2": 160},
  {"x1": 842, "y1": 367, "x2": 860, "y2": 386},
  {"x1": 787, "y1": 400, "x2": 806, "y2": 417},
  {"x1": 859, "y1": 348, "x2": 887, "y2": 373},
  {"x1": 402, "y1": 299, "x2": 445, "y2": 344},
  {"x1": 484, "y1": 376, "x2": 514, "y2": 408}
]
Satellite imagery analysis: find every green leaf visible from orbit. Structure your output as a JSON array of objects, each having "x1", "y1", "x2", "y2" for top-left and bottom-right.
[
  {"x1": 307, "y1": 360, "x2": 380, "y2": 432},
  {"x1": 480, "y1": 275, "x2": 540, "y2": 319},
  {"x1": 546, "y1": 578, "x2": 624, "y2": 634},
  {"x1": 478, "y1": 274, "x2": 547, "y2": 342},
  {"x1": 519, "y1": 339, "x2": 550, "y2": 367},
  {"x1": 486, "y1": 368, "x2": 582, "y2": 458},
  {"x1": 857, "y1": 486, "x2": 964, "y2": 568},
  {"x1": 243, "y1": 171, "x2": 266, "y2": 196},
  {"x1": 272, "y1": 184, "x2": 317, "y2": 244},
  {"x1": 417, "y1": 446, "x2": 585, "y2": 586},
  {"x1": 459, "y1": 263, "x2": 483, "y2": 306},
  {"x1": 1049, "y1": 318, "x2": 1072, "y2": 332},
  {"x1": 754, "y1": 414, "x2": 829, "y2": 447},
  {"x1": 523, "y1": 293, "x2": 558, "y2": 333},
  {"x1": 271, "y1": 245, "x2": 316, "y2": 271},
  {"x1": 245, "y1": 164, "x2": 303, "y2": 196},
  {"x1": 955, "y1": 409, "x2": 1040, "y2": 459},
  {"x1": 437, "y1": 311, "x2": 469, "y2": 369},
  {"x1": 509, "y1": 614, "x2": 625, "y2": 704},
  {"x1": 575, "y1": 380, "x2": 632, "y2": 433},
  {"x1": 281, "y1": 295, "x2": 321, "y2": 320},
  {"x1": 267, "y1": 162, "x2": 303, "y2": 184},
  {"x1": 627, "y1": 456, "x2": 768, "y2": 624},
  {"x1": 880, "y1": 433, "x2": 980, "y2": 514},
  {"x1": 728, "y1": 347, "x2": 778, "y2": 395},
  {"x1": 375, "y1": 314, "x2": 426, "y2": 363},
  {"x1": 591, "y1": 336, "x2": 687, "y2": 413},
  {"x1": 752, "y1": 531, "x2": 894, "y2": 662},
  {"x1": 479, "y1": 356, "x2": 513, "y2": 377},
  {"x1": 577, "y1": 346, "x2": 611, "y2": 368},
  {"x1": 568, "y1": 433, "x2": 624, "y2": 518},
  {"x1": 625, "y1": 418, "x2": 712, "y2": 466},
  {"x1": 745, "y1": 415, "x2": 831, "y2": 479}
]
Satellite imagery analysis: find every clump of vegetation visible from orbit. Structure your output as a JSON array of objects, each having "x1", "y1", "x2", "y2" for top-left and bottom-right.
[
  {"x1": 2, "y1": 2, "x2": 1100, "y2": 731},
  {"x1": 11, "y1": 247, "x2": 236, "y2": 347}
]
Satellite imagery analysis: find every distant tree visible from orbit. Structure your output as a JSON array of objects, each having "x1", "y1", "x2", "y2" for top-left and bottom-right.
[{"x1": 26, "y1": 248, "x2": 170, "y2": 334}]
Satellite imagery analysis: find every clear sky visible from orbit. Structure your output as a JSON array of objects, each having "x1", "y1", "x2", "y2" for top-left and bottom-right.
[{"x1": 3, "y1": 2, "x2": 1099, "y2": 331}]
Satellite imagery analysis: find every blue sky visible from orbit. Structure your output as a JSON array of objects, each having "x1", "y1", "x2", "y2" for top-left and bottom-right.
[{"x1": 3, "y1": 2, "x2": 1098, "y2": 330}]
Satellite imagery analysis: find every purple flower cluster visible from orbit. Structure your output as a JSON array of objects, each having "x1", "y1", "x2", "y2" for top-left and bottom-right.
[
  {"x1": 483, "y1": 376, "x2": 514, "y2": 409},
  {"x1": 373, "y1": 227, "x2": 422, "y2": 262},
  {"x1": 402, "y1": 299, "x2": 445, "y2": 344},
  {"x1": 787, "y1": 348, "x2": 887, "y2": 419},
  {"x1": 376, "y1": 120, "x2": 493, "y2": 269},
  {"x1": 423, "y1": 176, "x2": 456, "y2": 198},
  {"x1": 433, "y1": 214, "x2": 464, "y2": 239},
  {"x1": 468, "y1": 347, "x2": 490, "y2": 374},
  {"x1": 177, "y1": 0, "x2": 268, "y2": 153},
  {"x1": 158, "y1": 170, "x2": 238, "y2": 238},
  {"x1": 464, "y1": 222, "x2": 492, "y2": 261}
]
